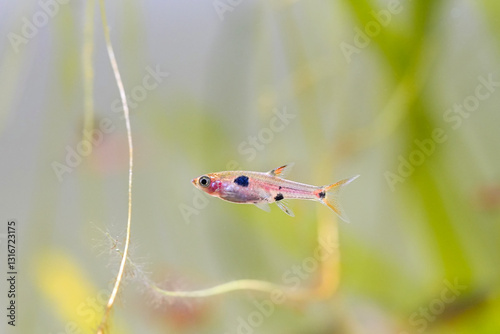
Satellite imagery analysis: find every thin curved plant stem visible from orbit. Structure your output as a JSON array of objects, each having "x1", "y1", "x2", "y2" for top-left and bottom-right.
[
  {"x1": 152, "y1": 279, "x2": 287, "y2": 298},
  {"x1": 150, "y1": 278, "x2": 325, "y2": 301},
  {"x1": 96, "y1": 0, "x2": 134, "y2": 332}
]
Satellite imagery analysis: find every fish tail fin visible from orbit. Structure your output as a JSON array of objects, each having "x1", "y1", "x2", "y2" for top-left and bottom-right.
[{"x1": 317, "y1": 175, "x2": 360, "y2": 223}]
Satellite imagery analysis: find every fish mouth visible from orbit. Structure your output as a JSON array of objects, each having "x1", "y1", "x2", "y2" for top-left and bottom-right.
[{"x1": 191, "y1": 178, "x2": 196, "y2": 185}]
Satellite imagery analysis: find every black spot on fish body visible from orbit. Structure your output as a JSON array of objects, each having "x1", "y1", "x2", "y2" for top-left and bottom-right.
[
  {"x1": 274, "y1": 193, "x2": 284, "y2": 201},
  {"x1": 234, "y1": 175, "x2": 249, "y2": 187},
  {"x1": 279, "y1": 186, "x2": 282, "y2": 190},
  {"x1": 318, "y1": 191, "x2": 325, "y2": 199}
]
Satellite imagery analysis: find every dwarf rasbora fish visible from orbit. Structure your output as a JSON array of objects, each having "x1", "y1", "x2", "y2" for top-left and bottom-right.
[{"x1": 192, "y1": 164, "x2": 359, "y2": 222}]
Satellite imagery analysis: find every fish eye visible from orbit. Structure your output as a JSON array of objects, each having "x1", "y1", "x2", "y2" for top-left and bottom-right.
[{"x1": 199, "y1": 175, "x2": 211, "y2": 188}]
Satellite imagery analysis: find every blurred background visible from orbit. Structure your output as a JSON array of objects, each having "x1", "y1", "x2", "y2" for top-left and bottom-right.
[{"x1": 1, "y1": 0, "x2": 500, "y2": 333}]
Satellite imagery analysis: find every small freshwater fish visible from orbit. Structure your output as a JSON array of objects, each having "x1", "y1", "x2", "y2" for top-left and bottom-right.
[{"x1": 191, "y1": 164, "x2": 359, "y2": 222}]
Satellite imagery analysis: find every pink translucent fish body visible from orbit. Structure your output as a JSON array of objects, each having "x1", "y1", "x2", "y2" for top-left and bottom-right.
[{"x1": 192, "y1": 164, "x2": 359, "y2": 222}]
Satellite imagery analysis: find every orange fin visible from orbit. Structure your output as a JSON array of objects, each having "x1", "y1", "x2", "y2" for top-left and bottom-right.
[
  {"x1": 268, "y1": 163, "x2": 294, "y2": 178},
  {"x1": 318, "y1": 175, "x2": 359, "y2": 223}
]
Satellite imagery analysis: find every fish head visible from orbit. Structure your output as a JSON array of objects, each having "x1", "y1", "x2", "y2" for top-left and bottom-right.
[{"x1": 191, "y1": 173, "x2": 222, "y2": 195}]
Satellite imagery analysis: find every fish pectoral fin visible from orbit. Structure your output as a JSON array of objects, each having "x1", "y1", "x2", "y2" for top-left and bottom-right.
[
  {"x1": 268, "y1": 163, "x2": 294, "y2": 178},
  {"x1": 275, "y1": 201, "x2": 295, "y2": 217},
  {"x1": 254, "y1": 202, "x2": 271, "y2": 212}
]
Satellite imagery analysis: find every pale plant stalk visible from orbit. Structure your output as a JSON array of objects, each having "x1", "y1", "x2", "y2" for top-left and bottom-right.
[
  {"x1": 152, "y1": 279, "x2": 286, "y2": 298},
  {"x1": 96, "y1": 0, "x2": 134, "y2": 332},
  {"x1": 312, "y1": 210, "x2": 340, "y2": 299},
  {"x1": 150, "y1": 269, "x2": 337, "y2": 301}
]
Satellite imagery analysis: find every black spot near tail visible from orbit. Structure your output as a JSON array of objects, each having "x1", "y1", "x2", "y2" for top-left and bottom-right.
[
  {"x1": 234, "y1": 175, "x2": 249, "y2": 187},
  {"x1": 318, "y1": 191, "x2": 326, "y2": 199},
  {"x1": 274, "y1": 193, "x2": 284, "y2": 201}
]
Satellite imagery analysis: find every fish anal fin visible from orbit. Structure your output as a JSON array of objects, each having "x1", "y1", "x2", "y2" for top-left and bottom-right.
[
  {"x1": 268, "y1": 163, "x2": 294, "y2": 178},
  {"x1": 254, "y1": 202, "x2": 271, "y2": 212},
  {"x1": 276, "y1": 201, "x2": 295, "y2": 217}
]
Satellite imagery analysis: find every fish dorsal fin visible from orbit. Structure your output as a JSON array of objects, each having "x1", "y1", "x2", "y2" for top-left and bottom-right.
[
  {"x1": 254, "y1": 202, "x2": 271, "y2": 212},
  {"x1": 276, "y1": 201, "x2": 295, "y2": 217},
  {"x1": 268, "y1": 163, "x2": 294, "y2": 178}
]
